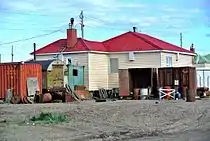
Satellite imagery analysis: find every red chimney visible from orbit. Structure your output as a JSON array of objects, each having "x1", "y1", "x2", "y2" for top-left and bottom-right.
[
  {"x1": 67, "y1": 18, "x2": 77, "y2": 48},
  {"x1": 190, "y1": 43, "x2": 195, "y2": 53}
]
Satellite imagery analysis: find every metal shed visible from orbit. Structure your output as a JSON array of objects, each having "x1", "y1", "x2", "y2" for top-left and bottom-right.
[
  {"x1": 26, "y1": 59, "x2": 64, "y2": 90},
  {"x1": 0, "y1": 62, "x2": 42, "y2": 100},
  {"x1": 67, "y1": 63, "x2": 85, "y2": 90}
]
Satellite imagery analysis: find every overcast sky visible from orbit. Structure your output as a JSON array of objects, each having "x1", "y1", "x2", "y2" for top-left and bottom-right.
[{"x1": 0, "y1": 0, "x2": 209, "y2": 62}]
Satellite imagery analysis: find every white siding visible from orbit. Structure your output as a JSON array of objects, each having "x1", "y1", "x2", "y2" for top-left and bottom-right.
[
  {"x1": 88, "y1": 53, "x2": 109, "y2": 91},
  {"x1": 108, "y1": 73, "x2": 119, "y2": 89},
  {"x1": 161, "y1": 52, "x2": 194, "y2": 67},
  {"x1": 35, "y1": 53, "x2": 89, "y2": 90},
  {"x1": 109, "y1": 52, "x2": 161, "y2": 69},
  {"x1": 108, "y1": 52, "x2": 161, "y2": 89}
]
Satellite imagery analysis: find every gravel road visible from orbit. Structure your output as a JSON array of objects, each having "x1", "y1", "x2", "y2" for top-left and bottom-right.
[{"x1": 0, "y1": 99, "x2": 210, "y2": 141}]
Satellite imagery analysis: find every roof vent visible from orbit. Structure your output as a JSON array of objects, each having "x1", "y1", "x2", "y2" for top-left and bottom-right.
[
  {"x1": 176, "y1": 53, "x2": 180, "y2": 61},
  {"x1": 133, "y1": 27, "x2": 137, "y2": 32}
]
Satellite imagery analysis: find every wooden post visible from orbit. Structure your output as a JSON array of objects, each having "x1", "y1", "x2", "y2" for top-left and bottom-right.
[{"x1": 186, "y1": 67, "x2": 196, "y2": 102}]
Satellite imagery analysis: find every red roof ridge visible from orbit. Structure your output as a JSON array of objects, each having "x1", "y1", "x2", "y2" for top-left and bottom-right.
[
  {"x1": 102, "y1": 31, "x2": 130, "y2": 43},
  {"x1": 130, "y1": 32, "x2": 162, "y2": 50},
  {"x1": 81, "y1": 38, "x2": 102, "y2": 43},
  {"x1": 30, "y1": 39, "x2": 66, "y2": 55},
  {"x1": 132, "y1": 32, "x2": 193, "y2": 53},
  {"x1": 80, "y1": 38, "x2": 91, "y2": 50}
]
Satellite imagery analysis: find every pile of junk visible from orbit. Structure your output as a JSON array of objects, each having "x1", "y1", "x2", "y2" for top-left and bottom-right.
[
  {"x1": 4, "y1": 84, "x2": 91, "y2": 104},
  {"x1": 197, "y1": 87, "x2": 210, "y2": 98},
  {"x1": 4, "y1": 85, "x2": 120, "y2": 104}
]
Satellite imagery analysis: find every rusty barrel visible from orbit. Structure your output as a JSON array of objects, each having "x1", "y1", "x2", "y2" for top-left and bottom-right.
[
  {"x1": 133, "y1": 88, "x2": 140, "y2": 100},
  {"x1": 42, "y1": 93, "x2": 52, "y2": 103}
]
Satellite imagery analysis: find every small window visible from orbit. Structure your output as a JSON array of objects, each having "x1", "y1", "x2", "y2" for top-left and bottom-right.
[
  {"x1": 73, "y1": 69, "x2": 78, "y2": 76},
  {"x1": 166, "y1": 56, "x2": 172, "y2": 67},
  {"x1": 110, "y1": 58, "x2": 118, "y2": 73}
]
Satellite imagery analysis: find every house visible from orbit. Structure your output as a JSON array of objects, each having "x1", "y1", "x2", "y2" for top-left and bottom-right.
[
  {"x1": 31, "y1": 19, "x2": 196, "y2": 97},
  {"x1": 195, "y1": 54, "x2": 210, "y2": 88}
]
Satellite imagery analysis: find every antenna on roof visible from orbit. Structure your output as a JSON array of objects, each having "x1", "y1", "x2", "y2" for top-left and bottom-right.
[
  {"x1": 133, "y1": 27, "x2": 137, "y2": 32},
  {"x1": 180, "y1": 32, "x2": 183, "y2": 48}
]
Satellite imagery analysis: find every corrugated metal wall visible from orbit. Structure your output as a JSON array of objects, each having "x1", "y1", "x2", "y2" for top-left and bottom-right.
[
  {"x1": 0, "y1": 63, "x2": 42, "y2": 100},
  {"x1": 197, "y1": 69, "x2": 210, "y2": 88},
  {"x1": 158, "y1": 67, "x2": 196, "y2": 89}
]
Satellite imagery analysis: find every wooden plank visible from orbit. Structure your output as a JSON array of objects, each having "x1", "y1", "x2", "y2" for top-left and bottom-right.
[{"x1": 119, "y1": 69, "x2": 130, "y2": 97}]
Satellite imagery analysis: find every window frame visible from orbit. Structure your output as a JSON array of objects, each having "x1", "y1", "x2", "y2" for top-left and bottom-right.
[
  {"x1": 109, "y1": 58, "x2": 119, "y2": 74},
  {"x1": 166, "y1": 56, "x2": 172, "y2": 67}
]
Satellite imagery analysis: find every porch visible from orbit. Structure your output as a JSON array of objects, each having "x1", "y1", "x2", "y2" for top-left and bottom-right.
[{"x1": 119, "y1": 67, "x2": 197, "y2": 102}]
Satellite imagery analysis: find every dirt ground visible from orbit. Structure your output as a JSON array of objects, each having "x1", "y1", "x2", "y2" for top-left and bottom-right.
[{"x1": 0, "y1": 99, "x2": 210, "y2": 141}]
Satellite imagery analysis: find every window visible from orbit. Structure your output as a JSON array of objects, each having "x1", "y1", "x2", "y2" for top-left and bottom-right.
[
  {"x1": 109, "y1": 58, "x2": 118, "y2": 73},
  {"x1": 73, "y1": 69, "x2": 78, "y2": 76},
  {"x1": 166, "y1": 56, "x2": 172, "y2": 67}
]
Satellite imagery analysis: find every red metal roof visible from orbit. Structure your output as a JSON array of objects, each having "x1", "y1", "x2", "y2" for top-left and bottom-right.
[{"x1": 31, "y1": 31, "x2": 193, "y2": 55}]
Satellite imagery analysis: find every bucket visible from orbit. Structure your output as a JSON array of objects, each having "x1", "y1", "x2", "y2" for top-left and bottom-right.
[{"x1": 140, "y1": 88, "x2": 148, "y2": 99}]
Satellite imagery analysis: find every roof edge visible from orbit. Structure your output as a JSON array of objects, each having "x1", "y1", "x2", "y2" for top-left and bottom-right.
[
  {"x1": 30, "y1": 39, "x2": 66, "y2": 55},
  {"x1": 33, "y1": 50, "x2": 195, "y2": 56}
]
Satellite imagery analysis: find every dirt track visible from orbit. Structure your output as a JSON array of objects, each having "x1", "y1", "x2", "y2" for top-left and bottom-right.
[{"x1": 0, "y1": 100, "x2": 210, "y2": 141}]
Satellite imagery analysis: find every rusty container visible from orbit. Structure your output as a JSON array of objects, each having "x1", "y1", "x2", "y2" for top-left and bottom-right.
[
  {"x1": 119, "y1": 69, "x2": 130, "y2": 97},
  {"x1": 0, "y1": 63, "x2": 42, "y2": 100},
  {"x1": 42, "y1": 93, "x2": 52, "y2": 103}
]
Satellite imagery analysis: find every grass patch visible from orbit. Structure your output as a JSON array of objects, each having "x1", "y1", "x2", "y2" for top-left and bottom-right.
[{"x1": 30, "y1": 112, "x2": 69, "y2": 124}]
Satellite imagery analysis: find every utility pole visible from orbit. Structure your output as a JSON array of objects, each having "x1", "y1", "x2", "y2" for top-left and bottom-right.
[
  {"x1": 0, "y1": 54, "x2": 1, "y2": 63},
  {"x1": 33, "y1": 43, "x2": 36, "y2": 60},
  {"x1": 180, "y1": 32, "x2": 183, "y2": 48},
  {"x1": 79, "y1": 10, "x2": 84, "y2": 38},
  {"x1": 11, "y1": 45, "x2": 14, "y2": 62}
]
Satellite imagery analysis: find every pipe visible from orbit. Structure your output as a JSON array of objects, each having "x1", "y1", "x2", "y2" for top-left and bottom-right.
[{"x1": 33, "y1": 43, "x2": 36, "y2": 60}]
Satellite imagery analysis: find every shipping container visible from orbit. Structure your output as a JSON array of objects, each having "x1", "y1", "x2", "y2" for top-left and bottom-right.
[
  {"x1": 196, "y1": 68, "x2": 210, "y2": 88},
  {"x1": 0, "y1": 62, "x2": 42, "y2": 100},
  {"x1": 67, "y1": 64, "x2": 85, "y2": 90}
]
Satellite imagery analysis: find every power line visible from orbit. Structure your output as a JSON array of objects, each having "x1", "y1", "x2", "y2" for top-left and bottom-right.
[
  {"x1": 85, "y1": 16, "x2": 108, "y2": 24},
  {"x1": 85, "y1": 24, "x2": 129, "y2": 31},
  {"x1": 0, "y1": 30, "x2": 61, "y2": 46},
  {"x1": 85, "y1": 16, "x2": 134, "y2": 30},
  {"x1": 1, "y1": 24, "x2": 68, "y2": 31},
  {"x1": 1, "y1": 8, "x2": 51, "y2": 17}
]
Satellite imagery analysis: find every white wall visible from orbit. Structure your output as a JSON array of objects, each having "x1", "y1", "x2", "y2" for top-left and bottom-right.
[
  {"x1": 88, "y1": 53, "x2": 109, "y2": 90},
  {"x1": 161, "y1": 52, "x2": 194, "y2": 67}
]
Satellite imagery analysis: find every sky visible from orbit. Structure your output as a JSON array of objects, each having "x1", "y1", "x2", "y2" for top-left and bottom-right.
[{"x1": 0, "y1": 0, "x2": 209, "y2": 62}]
